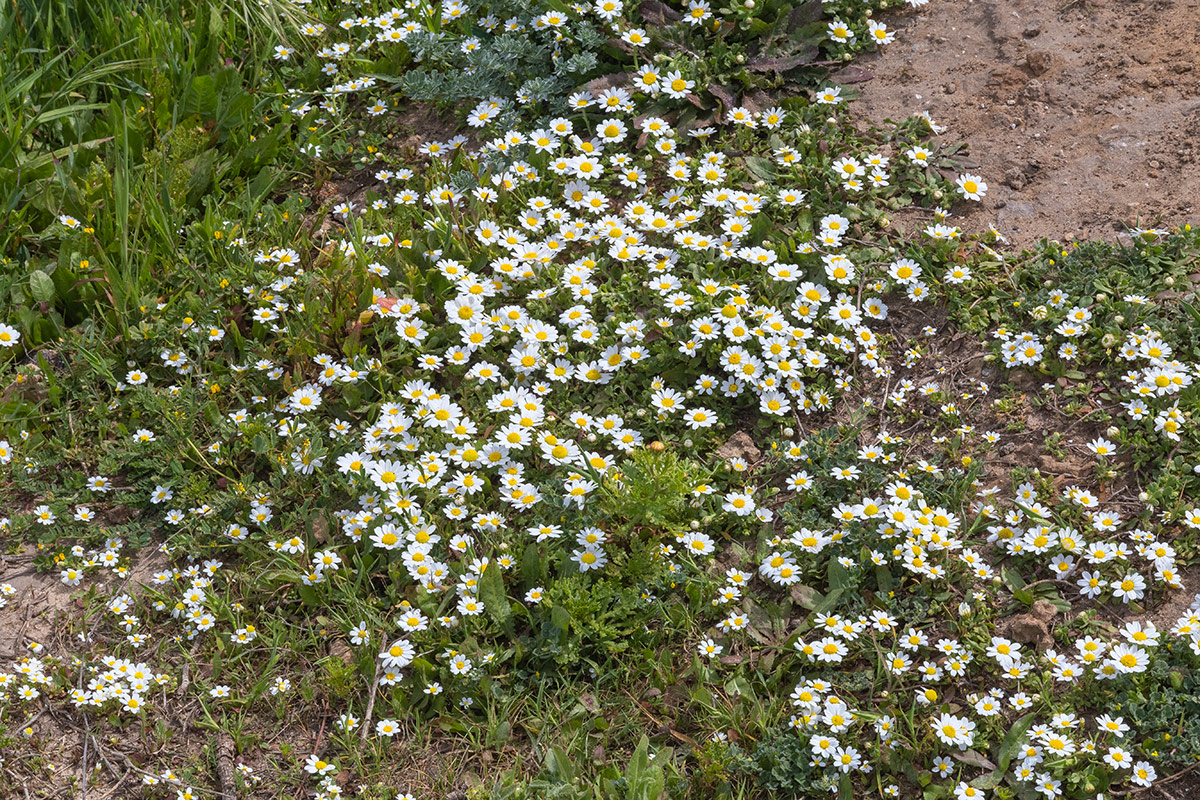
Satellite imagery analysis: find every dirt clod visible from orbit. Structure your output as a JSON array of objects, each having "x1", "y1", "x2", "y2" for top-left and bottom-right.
[
  {"x1": 1024, "y1": 51, "x2": 1053, "y2": 77},
  {"x1": 715, "y1": 431, "x2": 761, "y2": 463},
  {"x1": 995, "y1": 599, "x2": 1059, "y2": 651}
]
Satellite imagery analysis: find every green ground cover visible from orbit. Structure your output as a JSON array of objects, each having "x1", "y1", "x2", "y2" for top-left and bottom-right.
[{"x1": 0, "y1": 0, "x2": 1198, "y2": 798}]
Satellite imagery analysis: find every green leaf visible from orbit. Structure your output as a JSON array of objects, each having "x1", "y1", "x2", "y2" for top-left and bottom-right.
[
  {"x1": 744, "y1": 155, "x2": 777, "y2": 183},
  {"x1": 1180, "y1": 300, "x2": 1200, "y2": 327},
  {"x1": 181, "y1": 75, "x2": 219, "y2": 119},
  {"x1": 1001, "y1": 565, "x2": 1026, "y2": 591},
  {"x1": 627, "y1": 735, "x2": 657, "y2": 800},
  {"x1": 549, "y1": 604, "x2": 570, "y2": 639},
  {"x1": 997, "y1": 712, "x2": 1036, "y2": 772},
  {"x1": 202, "y1": 401, "x2": 222, "y2": 427},
  {"x1": 793, "y1": 208, "x2": 813, "y2": 235},
  {"x1": 875, "y1": 564, "x2": 894, "y2": 594},
  {"x1": 626, "y1": 735, "x2": 646, "y2": 788},
  {"x1": 522, "y1": 542, "x2": 541, "y2": 587},
  {"x1": 790, "y1": 584, "x2": 821, "y2": 610},
  {"x1": 828, "y1": 559, "x2": 851, "y2": 592},
  {"x1": 29, "y1": 269, "x2": 55, "y2": 303},
  {"x1": 478, "y1": 561, "x2": 511, "y2": 628},
  {"x1": 813, "y1": 587, "x2": 843, "y2": 615},
  {"x1": 970, "y1": 771, "x2": 1004, "y2": 791},
  {"x1": 209, "y1": 4, "x2": 225, "y2": 37},
  {"x1": 297, "y1": 584, "x2": 318, "y2": 607},
  {"x1": 545, "y1": 746, "x2": 575, "y2": 783}
]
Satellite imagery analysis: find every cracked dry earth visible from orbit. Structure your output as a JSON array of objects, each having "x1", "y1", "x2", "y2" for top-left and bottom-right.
[{"x1": 851, "y1": 0, "x2": 1200, "y2": 250}]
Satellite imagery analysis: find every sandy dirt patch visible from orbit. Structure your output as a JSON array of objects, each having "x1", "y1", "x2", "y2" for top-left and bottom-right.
[{"x1": 853, "y1": 0, "x2": 1200, "y2": 250}]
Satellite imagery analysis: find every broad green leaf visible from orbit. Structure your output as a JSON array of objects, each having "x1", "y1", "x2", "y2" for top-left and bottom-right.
[
  {"x1": 744, "y1": 155, "x2": 777, "y2": 183},
  {"x1": 997, "y1": 712, "x2": 1036, "y2": 771},
  {"x1": 813, "y1": 587, "x2": 843, "y2": 615},
  {"x1": 1001, "y1": 565, "x2": 1026, "y2": 591},
  {"x1": 522, "y1": 542, "x2": 541, "y2": 587},
  {"x1": 545, "y1": 746, "x2": 575, "y2": 783},
  {"x1": 828, "y1": 559, "x2": 851, "y2": 593},
  {"x1": 29, "y1": 269, "x2": 55, "y2": 303},
  {"x1": 478, "y1": 560, "x2": 511, "y2": 628}
]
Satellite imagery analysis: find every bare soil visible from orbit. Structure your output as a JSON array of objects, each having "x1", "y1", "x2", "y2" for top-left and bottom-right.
[
  {"x1": 0, "y1": 547, "x2": 78, "y2": 659},
  {"x1": 853, "y1": 0, "x2": 1200, "y2": 250}
]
